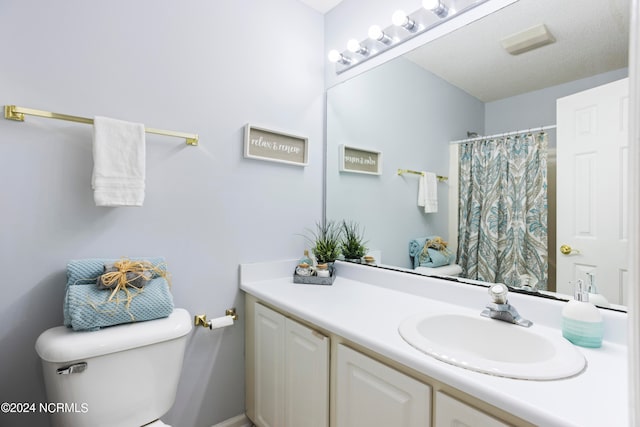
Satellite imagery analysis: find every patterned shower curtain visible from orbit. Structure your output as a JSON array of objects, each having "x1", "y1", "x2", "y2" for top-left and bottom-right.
[{"x1": 457, "y1": 132, "x2": 548, "y2": 290}]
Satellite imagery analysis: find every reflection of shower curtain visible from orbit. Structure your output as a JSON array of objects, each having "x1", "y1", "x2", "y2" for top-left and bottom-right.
[{"x1": 457, "y1": 132, "x2": 548, "y2": 289}]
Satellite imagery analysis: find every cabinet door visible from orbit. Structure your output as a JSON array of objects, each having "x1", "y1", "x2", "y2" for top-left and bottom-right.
[
  {"x1": 435, "y1": 392, "x2": 509, "y2": 427},
  {"x1": 285, "y1": 318, "x2": 329, "y2": 427},
  {"x1": 254, "y1": 303, "x2": 286, "y2": 427},
  {"x1": 336, "y1": 344, "x2": 431, "y2": 427},
  {"x1": 253, "y1": 303, "x2": 329, "y2": 427}
]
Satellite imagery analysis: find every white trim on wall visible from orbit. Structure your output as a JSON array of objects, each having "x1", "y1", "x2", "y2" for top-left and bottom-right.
[
  {"x1": 211, "y1": 414, "x2": 253, "y2": 427},
  {"x1": 628, "y1": 0, "x2": 640, "y2": 424}
]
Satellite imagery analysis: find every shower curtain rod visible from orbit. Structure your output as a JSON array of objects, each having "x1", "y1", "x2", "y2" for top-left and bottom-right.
[{"x1": 449, "y1": 124, "x2": 556, "y2": 145}]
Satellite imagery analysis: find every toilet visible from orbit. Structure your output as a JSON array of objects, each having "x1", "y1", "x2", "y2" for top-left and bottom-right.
[
  {"x1": 35, "y1": 308, "x2": 192, "y2": 427},
  {"x1": 415, "y1": 263, "x2": 463, "y2": 277}
]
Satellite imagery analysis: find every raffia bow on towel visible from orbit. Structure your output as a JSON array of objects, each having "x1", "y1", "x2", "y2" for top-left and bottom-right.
[
  {"x1": 422, "y1": 236, "x2": 451, "y2": 257},
  {"x1": 97, "y1": 258, "x2": 170, "y2": 309}
]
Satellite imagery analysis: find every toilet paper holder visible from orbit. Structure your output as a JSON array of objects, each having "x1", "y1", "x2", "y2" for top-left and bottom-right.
[{"x1": 194, "y1": 308, "x2": 238, "y2": 330}]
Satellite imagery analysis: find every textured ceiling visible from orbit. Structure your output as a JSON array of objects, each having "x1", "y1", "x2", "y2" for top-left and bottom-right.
[{"x1": 404, "y1": 0, "x2": 630, "y2": 102}]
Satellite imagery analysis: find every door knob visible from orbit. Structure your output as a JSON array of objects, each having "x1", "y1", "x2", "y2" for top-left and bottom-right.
[{"x1": 560, "y1": 244, "x2": 580, "y2": 255}]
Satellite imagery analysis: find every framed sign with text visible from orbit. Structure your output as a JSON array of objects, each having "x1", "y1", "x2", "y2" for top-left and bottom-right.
[
  {"x1": 339, "y1": 145, "x2": 382, "y2": 175},
  {"x1": 244, "y1": 124, "x2": 308, "y2": 167}
]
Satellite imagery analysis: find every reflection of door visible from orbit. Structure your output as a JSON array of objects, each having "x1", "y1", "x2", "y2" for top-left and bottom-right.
[{"x1": 556, "y1": 78, "x2": 629, "y2": 305}]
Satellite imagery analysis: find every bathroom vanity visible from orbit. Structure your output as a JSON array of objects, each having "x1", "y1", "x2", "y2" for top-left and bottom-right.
[{"x1": 241, "y1": 260, "x2": 628, "y2": 427}]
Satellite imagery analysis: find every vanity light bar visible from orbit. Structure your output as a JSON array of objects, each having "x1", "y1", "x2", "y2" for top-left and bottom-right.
[{"x1": 328, "y1": 0, "x2": 489, "y2": 74}]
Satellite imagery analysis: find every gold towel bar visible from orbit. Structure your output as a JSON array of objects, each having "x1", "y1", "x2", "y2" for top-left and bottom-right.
[
  {"x1": 397, "y1": 168, "x2": 448, "y2": 182},
  {"x1": 4, "y1": 105, "x2": 199, "y2": 146}
]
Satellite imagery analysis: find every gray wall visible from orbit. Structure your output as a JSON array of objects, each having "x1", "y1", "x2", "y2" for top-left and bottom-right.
[
  {"x1": 327, "y1": 58, "x2": 484, "y2": 268},
  {"x1": 0, "y1": 1, "x2": 324, "y2": 427}
]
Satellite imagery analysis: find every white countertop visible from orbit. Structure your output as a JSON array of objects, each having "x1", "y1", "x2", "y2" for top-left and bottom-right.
[{"x1": 240, "y1": 260, "x2": 629, "y2": 427}]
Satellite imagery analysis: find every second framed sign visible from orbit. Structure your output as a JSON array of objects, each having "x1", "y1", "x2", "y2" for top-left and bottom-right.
[{"x1": 339, "y1": 145, "x2": 382, "y2": 175}]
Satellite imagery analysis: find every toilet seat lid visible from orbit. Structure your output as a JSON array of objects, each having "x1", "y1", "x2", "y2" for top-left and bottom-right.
[{"x1": 145, "y1": 420, "x2": 170, "y2": 427}]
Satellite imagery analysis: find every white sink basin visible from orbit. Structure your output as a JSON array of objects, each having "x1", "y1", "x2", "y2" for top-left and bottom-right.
[{"x1": 399, "y1": 313, "x2": 586, "y2": 380}]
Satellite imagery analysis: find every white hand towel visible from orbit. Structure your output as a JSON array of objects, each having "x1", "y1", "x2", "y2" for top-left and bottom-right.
[
  {"x1": 92, "y1": 116, "x2": 146, "y2": 207},
  {"x1": 418, "y1": 172, "x2": 438, "y2": 213}
]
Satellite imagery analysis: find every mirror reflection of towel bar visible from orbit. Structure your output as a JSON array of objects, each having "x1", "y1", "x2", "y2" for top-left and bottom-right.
[{"x1": 397, "y1": 168, "x2": 448, "y2": 182}]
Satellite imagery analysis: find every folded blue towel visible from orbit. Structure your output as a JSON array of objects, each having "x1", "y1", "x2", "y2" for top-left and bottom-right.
[
  {"x1": 64, "y1": 258, "x2": 173, "y2": 331},
  {"x1": 409, "y1": 237, "x2": 454, "y2": 269},
  {"x1": 419, "y1": 247, "x2": 454, "y2": 268},
  {"x1": 65, "y1": 277, "x2": 174, "y2": 331},
  {"x1": 409, "y1": 238, "x2": 428, "y2": 260}
]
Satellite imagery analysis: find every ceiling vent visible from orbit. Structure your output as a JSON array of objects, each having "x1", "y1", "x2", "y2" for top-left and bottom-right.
[{"x1": 501, "y1": 24, "x2": 556, "y2": 55}]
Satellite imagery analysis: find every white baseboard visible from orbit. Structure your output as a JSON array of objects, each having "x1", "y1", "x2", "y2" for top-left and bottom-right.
[{"x1": 211, "y1": 413, "x2": 253, "y2": 427}]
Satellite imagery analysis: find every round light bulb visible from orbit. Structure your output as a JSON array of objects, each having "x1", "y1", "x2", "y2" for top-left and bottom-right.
[
  {"x1": 422, "y1": 0, "x2": 440, "y2": 10},
  {"x1": 368, "y1": 25, "x2": 384, "y2": 41},
  {"x1": 347, "y1": 39, "x2": 362, "y2": 53},
  {"x1": 327, "y1": 49, "x2": 342, "y2": 63},
  {"x1": 392, "y1": 10, "x2": 408, "y2": 27}
]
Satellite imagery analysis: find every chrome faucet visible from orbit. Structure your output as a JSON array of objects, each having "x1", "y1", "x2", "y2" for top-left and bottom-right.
[{"x1": 481, "y1": 283, "x2": 532, "y2": 327}]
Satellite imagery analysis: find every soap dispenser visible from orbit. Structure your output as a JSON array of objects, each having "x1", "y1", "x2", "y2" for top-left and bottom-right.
[
  {"x1": 562, "y1": 279, "x2": 604, "y2": 348},
  {"x1": 586, "y1": 272, "x2": 610, "y2": 308},
  {"x1": 295, "y1": 250, "x2": 315, "y2": 276},
  {"x1": 299, "y1": 250, "x2": 314, "y2": 267}
]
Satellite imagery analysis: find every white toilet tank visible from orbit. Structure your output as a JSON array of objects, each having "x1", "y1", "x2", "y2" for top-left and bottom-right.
[{"x1": 35, "y1": 308, "x2": 192, "y2": 427}]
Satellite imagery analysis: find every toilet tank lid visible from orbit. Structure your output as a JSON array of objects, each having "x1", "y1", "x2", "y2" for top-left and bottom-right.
[{"x1": 35, "y1": 308, "x2": 192, "y2": 363}]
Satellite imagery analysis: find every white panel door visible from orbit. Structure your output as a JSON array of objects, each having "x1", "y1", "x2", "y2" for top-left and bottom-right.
[
  {"x1": 435, "y1": 392, "x2": 509, "y2": 427},
  {"x1": 336, "y1": 344, "x2": 431, "y2": 427},
  {"x1": 285, "y1": 318, "x2": 329, "y2": 427},
  {"x1": 556, "y1": 78, "x2": 629, "y2": 305},
  {"x1": 254, "y1": 303, "x2": 286, "y2": 427}
]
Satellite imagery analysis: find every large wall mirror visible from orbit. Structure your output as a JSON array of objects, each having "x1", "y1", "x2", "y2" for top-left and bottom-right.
[{"x1": 326, "y1": 0, "x2": 630, "y2": 310}]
